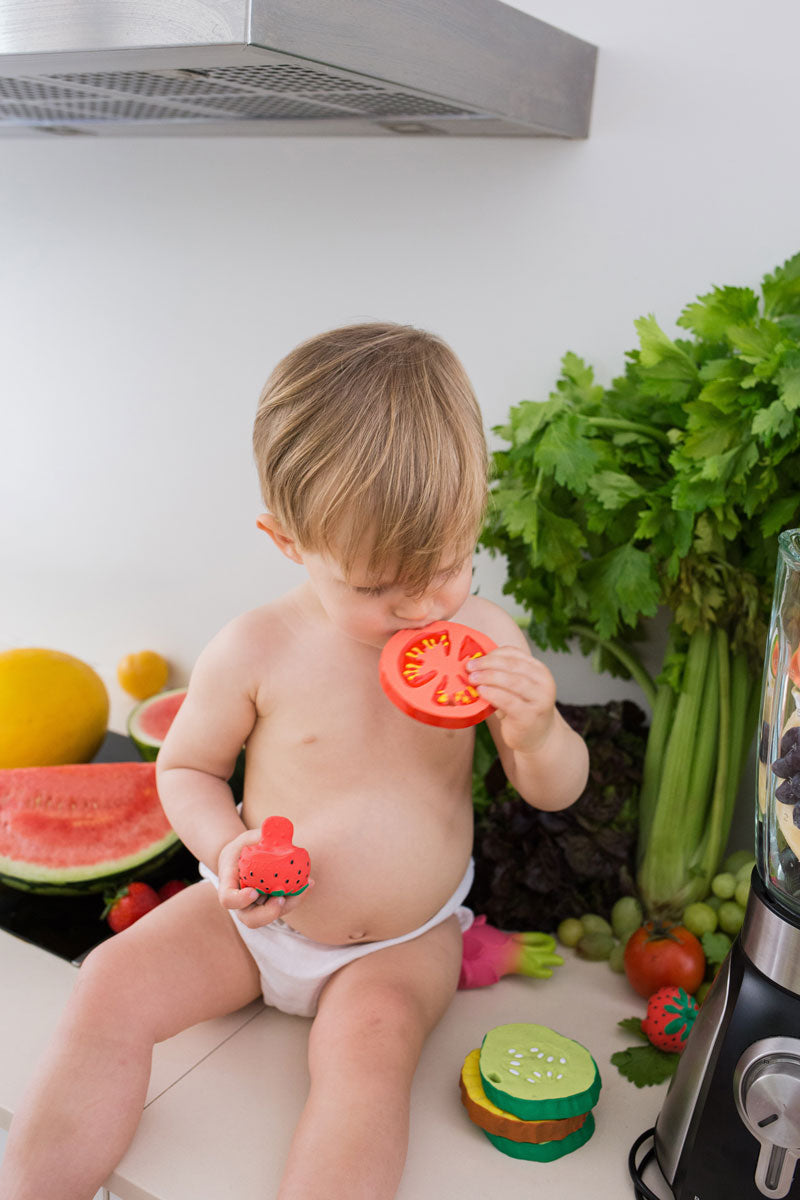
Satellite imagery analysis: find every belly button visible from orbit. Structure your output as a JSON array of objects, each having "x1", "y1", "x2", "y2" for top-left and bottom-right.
[{"x1": 347, "y1": 930, "x2": 366, "y2": 941}]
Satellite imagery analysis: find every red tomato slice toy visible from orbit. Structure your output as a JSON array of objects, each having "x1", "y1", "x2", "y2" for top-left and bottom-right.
[{"x1": 379, "y1": 621, "x2": 497, "y2": 729}]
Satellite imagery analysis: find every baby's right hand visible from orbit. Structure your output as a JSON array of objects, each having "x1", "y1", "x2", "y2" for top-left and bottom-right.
[{"x1": 216, "y1": 828, "x2": 313, "y2": 929}]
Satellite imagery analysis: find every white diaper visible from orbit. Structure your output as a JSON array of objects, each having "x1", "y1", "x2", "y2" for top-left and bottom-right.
[{"x1": 198, "y1": 858, "x2": 474, "y2": 1018}]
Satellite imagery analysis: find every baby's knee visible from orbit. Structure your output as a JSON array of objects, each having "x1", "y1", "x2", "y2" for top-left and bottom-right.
[
  {"x1": 69, "y1": 937, "x2": 156, "y2": 1040},
  {"x1": 314, "y1": 979, "x2": 426, "y2": 1070}
]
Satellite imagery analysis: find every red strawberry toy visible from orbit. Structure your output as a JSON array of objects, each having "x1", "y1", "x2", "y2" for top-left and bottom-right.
[
  {"x1": 641, "y1": 986, "x2": 699, "y2": 1054},
  {"x1": 238, "y1": 816, "x2": 310, "y2": 899}
]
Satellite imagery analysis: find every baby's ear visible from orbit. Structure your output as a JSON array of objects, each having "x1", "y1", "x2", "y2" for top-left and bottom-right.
[{"x1": 256, "y1": 514, "x2": 304, "y2": 565}]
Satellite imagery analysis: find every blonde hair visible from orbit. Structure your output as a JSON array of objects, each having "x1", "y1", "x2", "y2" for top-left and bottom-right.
[{"x1": 253, "y1": 323, "x2": 488, "y2": 593}]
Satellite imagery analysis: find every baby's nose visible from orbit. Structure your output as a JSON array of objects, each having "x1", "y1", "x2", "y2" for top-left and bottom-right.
[{"x1": 394, "y1": 593, "x2": 435, "y2": 623}]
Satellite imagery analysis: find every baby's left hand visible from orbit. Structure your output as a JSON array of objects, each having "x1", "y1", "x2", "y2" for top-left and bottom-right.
[{"x1": 466, "y1": 645, "x2": 557, "y2": 755}]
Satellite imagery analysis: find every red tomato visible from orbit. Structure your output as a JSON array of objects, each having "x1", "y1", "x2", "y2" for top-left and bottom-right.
[
  {"x1": 623, "y1": 921, "x2": 706, "y2": 998},
  {"x1": 379, "y1": 621, "x2": 497, "y2": 729}
]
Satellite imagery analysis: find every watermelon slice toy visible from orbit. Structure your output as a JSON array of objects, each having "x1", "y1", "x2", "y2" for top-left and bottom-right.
[
  {"x1": 238, "y1": 816, "x2": 310, "y2": 899},
  {"x1": 0, "y1": 761, "x2": 180, "y2": 894},
  {"x1": 379, "y1": 621, "x2": 497, "y2": 729}
]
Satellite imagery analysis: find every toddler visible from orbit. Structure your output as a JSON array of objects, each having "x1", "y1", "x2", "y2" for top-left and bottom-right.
[{"x1": 0, "y1": 323, "x2": 589, "y2": 1200}]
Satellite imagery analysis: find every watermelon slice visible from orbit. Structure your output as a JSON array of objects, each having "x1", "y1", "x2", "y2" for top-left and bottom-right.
[
  {"x1": 127, "y1": 688, "x2": 246, "y2": 803},
  {"x1": 0, "y1": 761, "x2": 180, "y2": 894},
  {"x1": 128, "y1": 688, "x2": 187, "y2": 761}
]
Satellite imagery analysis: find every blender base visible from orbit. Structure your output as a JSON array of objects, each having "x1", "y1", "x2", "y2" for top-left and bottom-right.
[{"x1": 652, "y1": 873, "x2": 800, "y2": 1200}]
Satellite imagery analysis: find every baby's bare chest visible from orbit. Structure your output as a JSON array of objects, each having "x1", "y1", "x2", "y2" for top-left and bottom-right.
[{"x1": 249, "y1": 652, "x2": 470, "y2": 787}]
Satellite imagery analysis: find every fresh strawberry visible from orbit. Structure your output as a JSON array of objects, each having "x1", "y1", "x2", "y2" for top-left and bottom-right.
[
  {"x1": 641, "y1": 985, "x2": 699, "y2": 1054},
  {"x1": 157, "y1": 879, "x2": 189, "y2": 902},
  {"x1": 103, "y1": 881, "x2": 161, "y2": 933}
]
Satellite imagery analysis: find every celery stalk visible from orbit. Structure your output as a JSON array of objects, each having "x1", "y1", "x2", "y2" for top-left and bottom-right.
[
  {"x1": 637, "y1": 627, "x2": 713, "y2": 917},
  {"x1": 683, "y1": 646, "x2": 721, "y2": 853},
  {"x1": 636, "y1": 680, "x2": 676, "y2": 862},
  {"x1": 690, "y1": 629, "x2": 732, "y2": 890}
]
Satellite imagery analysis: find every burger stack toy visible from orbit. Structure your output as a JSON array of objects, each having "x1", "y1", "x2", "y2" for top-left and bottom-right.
[
  {"x1": 379, "y1": 621, "x2": 497, "y2": 729},
  {"x1": 460, "y1": 1023, "x2": 602, "y2": 1160},
  {"x1": 238, "y1": 816, "x2": 310, "y2": 900}
]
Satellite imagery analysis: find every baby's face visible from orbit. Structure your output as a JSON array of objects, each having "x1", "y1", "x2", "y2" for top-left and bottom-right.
[{"x1": 302, "y1": 550, "x2": 474, "y2": 649}]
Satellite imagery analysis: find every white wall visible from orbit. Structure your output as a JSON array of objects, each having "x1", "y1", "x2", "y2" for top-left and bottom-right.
[{"x1": 1, "y1": 1, "x2": 796, "y2": 846}]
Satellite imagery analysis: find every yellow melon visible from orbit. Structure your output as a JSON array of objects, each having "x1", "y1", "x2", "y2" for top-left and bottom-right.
[{"x1": 0, "y1": 648, "x2": 109, "y2": 767}]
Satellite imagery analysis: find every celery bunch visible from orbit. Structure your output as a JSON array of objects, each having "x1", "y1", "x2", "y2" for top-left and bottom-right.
[{"x1": 482, "y1": 253, "x2": 800, "y2": 918}]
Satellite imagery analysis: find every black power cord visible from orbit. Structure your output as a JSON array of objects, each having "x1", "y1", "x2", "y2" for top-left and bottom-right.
[{"x1": 629, "y1": 1126, "x2": 672, "y2": 1200}]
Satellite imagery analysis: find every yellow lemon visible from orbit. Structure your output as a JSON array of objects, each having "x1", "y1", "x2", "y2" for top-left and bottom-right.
[
  {"x1": 0, "y1": 648, "x2": 109, "y2": 767},
  {"x1": 117, "y1": 650, "x2": 169, "y2": 700}
]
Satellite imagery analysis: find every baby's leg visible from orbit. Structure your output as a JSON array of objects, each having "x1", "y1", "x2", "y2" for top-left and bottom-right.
[
  {"x1": 277, "y1": 913, "x2": 463, "y2": 1200},
  {"x1": 0, "y1": 881, "x2": 261, "y2": 1200}
]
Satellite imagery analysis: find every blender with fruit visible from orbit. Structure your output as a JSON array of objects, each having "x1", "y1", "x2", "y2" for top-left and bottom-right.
[{"x1": 641, "y1": 529, "x2": 800, "y2": 1200}]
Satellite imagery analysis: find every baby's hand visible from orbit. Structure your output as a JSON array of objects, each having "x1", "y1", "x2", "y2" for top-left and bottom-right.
[
  {"x1": 216, "y1": 828, "x2": 314, "y2": 929},
  {"x1": 465, "y1": 644, "x2": 557, "y2": 756}
]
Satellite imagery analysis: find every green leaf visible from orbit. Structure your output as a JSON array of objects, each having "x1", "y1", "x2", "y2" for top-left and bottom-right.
[
  {"x1": 535, "y1": 413, "x2": 601, "y2": 493},
  {"x1": 635, "y1": 316, "x2": 697, "y2": 377},
  {"x1": 677, "y1": 285, "x2": 759, "y2": 340},
  {"x1": 537, "y1": 506, "x2": 588, "y2": 583},
  {"x1": 776, "y1": 354, "x2": 800, "y2": 410},
  {"x1": 618, "y1": 1016, "x2": 648, "y2": 1041},
  {"x1": 583, "y1": 545, "x2": 661, "y2": 637},
  {"x1": 701, "y1": 931, "x2": 732, "y2": 967},
  {"x1": 727, "y1": 319, "x2": 784, "y2": 363},
  {"x1": 761, "y1": 494, "x2": 800, "y2": 538},
  {"x1": 509, "y1": 397, "x2": 562, "y2": 445},
  {"x1": 557, "y1": 351, "x2": 605, "y2": 407},
  {"x1": 611, "y1": 1044, "x2": 679, "y2": 1087},
  {"x1": 762, "y1": 252, "x2": 800, "y2": 318},
  {"x1": 587, "y1": 470, "x2": 645, "y2": 510},
  {"x1": 752, "y1": 401, "x2": 796, "y2": 443}
]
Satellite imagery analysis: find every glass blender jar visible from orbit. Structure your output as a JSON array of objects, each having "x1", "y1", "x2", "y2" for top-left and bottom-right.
[{"x1": 758, "y1": 528, "x2": 800, "y2": 917}]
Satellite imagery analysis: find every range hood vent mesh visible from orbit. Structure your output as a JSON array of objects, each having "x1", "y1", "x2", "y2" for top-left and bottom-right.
[
  {"x1": 0, "y1": 64, "x2": 474, "y2": 126},
  {"x1": 0, "y1": 1, "x2": 597, "y2": 137}
]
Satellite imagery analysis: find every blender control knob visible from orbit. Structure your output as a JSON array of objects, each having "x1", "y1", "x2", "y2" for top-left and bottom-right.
[{"x1": 735, "y1": 1039, "x2": 800, "y2": 1199}]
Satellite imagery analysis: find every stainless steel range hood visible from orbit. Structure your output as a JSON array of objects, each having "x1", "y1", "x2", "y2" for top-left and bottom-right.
[{"x1": 0, "y1": 1, "x2": 596, "y2": 138}]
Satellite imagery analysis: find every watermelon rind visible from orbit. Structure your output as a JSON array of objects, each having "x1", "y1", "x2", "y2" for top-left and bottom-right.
[
  {"x1": 127, "y1": 687, "x2": 188, "y2": 762},
  {"x1": 0, "y1": 836, "x2": 181, "y2": 896}
]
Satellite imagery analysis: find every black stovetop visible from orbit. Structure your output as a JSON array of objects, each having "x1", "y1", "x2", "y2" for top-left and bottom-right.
[{"x1": 0, "y1": 732, "x2": 201, "y2": 964}]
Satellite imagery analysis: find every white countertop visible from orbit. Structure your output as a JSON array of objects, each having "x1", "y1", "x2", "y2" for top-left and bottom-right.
[{"x1": 1, "y1": 927, "x2": 672, "y2": 1199}]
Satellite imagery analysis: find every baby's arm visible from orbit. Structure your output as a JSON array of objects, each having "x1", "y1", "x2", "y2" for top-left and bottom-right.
[
  {"x1": 465, "y1": 609, "x2": 589, "y2": 812},
  {"x1": 156, "y1": 614, "x2": 307, "y2": 928}
]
